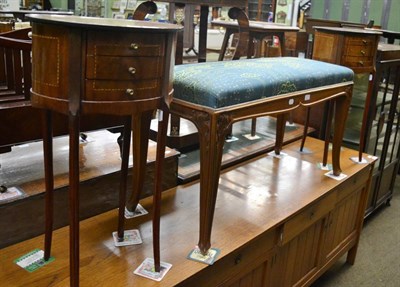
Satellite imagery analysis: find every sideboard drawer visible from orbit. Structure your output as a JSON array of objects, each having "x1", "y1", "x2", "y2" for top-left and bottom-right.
[
  {"x1": 87, "y1": 31, "x2": 165, "y2": 57},
  {"x1": 86, "y1": 55, "x2": 163, "y2": 80},
  {"x1": 280, "y1": 191, "x2": 336, "y2": 245},
  {"x1": 85, "y1": 79, "x2": 161, "y2": 102}
]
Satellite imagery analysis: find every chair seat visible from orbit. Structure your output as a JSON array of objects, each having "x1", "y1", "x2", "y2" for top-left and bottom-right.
[{"x1": 174, "y1": 57, "x2": 354, "y2": 109}]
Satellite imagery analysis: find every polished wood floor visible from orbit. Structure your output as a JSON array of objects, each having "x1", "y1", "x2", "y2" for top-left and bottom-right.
[
  {"x1": 0, "y1": 129, "x2": 178, "y2": 199},
  {"x1": 0, "y1": 138, "x2": 369, "y2": 287}
]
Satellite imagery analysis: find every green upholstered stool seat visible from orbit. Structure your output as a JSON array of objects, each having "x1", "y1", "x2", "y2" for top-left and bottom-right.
[
  {"x1": 170, "y1": 56, "x2": 354, "y2": 256},
  {"x1": 174, "y1": 57, "x2": 354, "y2": 109}
]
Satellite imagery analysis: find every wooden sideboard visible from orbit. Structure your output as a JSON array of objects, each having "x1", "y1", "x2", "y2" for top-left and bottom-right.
[
  {"x1": 0, "y1": 138, "x2": 376, "y2": 286},
  {"x1": 181, "y1": 139, "x2": 375, "y2": 287}
]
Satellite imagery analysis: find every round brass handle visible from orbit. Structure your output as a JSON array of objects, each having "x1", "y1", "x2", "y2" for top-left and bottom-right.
[
  {"x1": 126, "y1": 89, "x2": 134, "y2": 96},
  {"x1": 130, "y1": 43, "x2": 139, "y2": 50},
  {"x1": 358, "y1": 61, "x2": 364, "y2": 66},
  {"x1": 128, "y1": 67, "x2": 136, "y2": 75},
  {"x1": 360, "y1": 50, "x2": 366, "y2": 55},
  {"x1": 362, "y1": 39, "x2": 367, "y2": 45}
]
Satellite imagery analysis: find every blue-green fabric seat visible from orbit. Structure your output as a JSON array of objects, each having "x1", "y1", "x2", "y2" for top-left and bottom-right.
[{"x1": 173, "y1": 57, "x2": 354, "y2": 109}]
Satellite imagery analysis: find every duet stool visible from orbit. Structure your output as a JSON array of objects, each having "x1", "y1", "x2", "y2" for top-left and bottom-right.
[
  {"x1": 171, "y1": 57, "x2": 354, "y2": 255},
  {"x1": 29, "y1": 15, "x2": 180, "y2": 287}
]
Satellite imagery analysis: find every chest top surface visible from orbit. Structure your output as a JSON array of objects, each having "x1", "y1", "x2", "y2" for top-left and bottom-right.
[
  {"x1": 29, "y1": 15, "x2": 180, "y2": 116},
  {"x1": 27, "y1": 14, "x2": 181, "y2": 32}
]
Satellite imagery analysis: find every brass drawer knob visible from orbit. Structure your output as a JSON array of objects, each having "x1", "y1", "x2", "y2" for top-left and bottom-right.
[
  {"x1": 360, "y1": 50, "x2": 366, "y2": 55},
  {"x1": 130, "y1": 43, "x2": 139, "y2": 50},
  {"x1": 358, "y1": 61, "x2": 364, "y2": 66},
  {"x1": 362, "y1": 39, "x2": 367, "y2": 45},
  {"x1": 126, "y1": 89, "x2": 135, "y2": 96},
  {"x1": 128, "y1": 67, "x2": 136, "y2": 75}
]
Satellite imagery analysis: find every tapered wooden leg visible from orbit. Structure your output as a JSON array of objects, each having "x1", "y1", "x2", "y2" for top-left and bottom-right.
[
  {"x1": 117, "y1": 117, "x2": 132, "y2": 241},
  {"x1": 323, "y1": 101, "x2": 334, "y2": 167},
  {"x1": 251, "y1": 118, "x2": 257, "y2": 137},
  {"x1": 126, "y1": 111, "x2": 152, "y2": 212},
  {"x1": 170, "y1": 114, "x2": 180, "y2": 136},
  {"x1": 300, "y1": 107, "x2": 311, "y2": 152},
  {"x1": 69, "y1": 114, "x2": 80, "y2": 287},
  {"x1": 198, "y1": 5, "x2": 209, "y2": 63},
  {"x1": 197, "y1": 114, "x2": 231, "y2": 255},
  {"x1": 218, "y1": 29, "x2": 233, "y2": 61},
  {"x1": 275, "y1": 113, "x2": 287, "y2": 155},
  {"x1": 358, "y1": 71, "x2": 375, "y2": 161},
  {"x1": 332, "y1": 93, "x2": 352, "y2": 176},
  {"x1": 43, "y1": 110, "x2": 53, "y2": 261},
  {"x1": 153, "y1": 108, "x2": 169, "y2": 272}
]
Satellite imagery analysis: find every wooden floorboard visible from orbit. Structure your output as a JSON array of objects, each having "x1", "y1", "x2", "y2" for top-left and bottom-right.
[
  {"x1": 0, "y1": 138, "x2": 370, "y2": 287},
  {"x1": 0, "y1": 129, "x2": 180, "y2": 248}
]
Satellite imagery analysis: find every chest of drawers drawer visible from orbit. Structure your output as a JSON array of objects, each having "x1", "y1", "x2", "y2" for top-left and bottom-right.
[
  {"x1": 86, "y1": 56, "x2": 163, "y2": 80},
  {"x1": 85, "y1": 79, "x2": 161, "y2": 102},
  {"x1": 341, "y1": 35, "x2": 376, "y2": 69},
  {"x1": 341, "y1": 56, "x2": 373, "y2": 68},
  {"x1": 84, "y1": 30, "x2": 165, "y2": 102},
  {"x1": 87, "y1": 31, "x2": 165, "y2": 57}
]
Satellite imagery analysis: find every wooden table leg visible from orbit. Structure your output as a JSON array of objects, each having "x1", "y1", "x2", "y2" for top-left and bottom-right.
[
  {"x1": 153, "y1": 108, "x2": 169, "y2": 272},
  {"x1": 117, "y1": 117, "x2": 132, "y2": 241},
  {"x1": 43, "y1": 110, "x2": 54, "y2": 261},
  {"x1": 198, "y1": 5, "x2": 209, "y2": 63},
  {"x1": 358, "y1": 71, "x2": 375, "y2": 162},
  {"x1": 126, "y1": 111, "x2": 152, "y2": 212},
  {"x1": 69, "y1": 113, "x2": 81, "y2": 287},
  {"x1": 218, "y1": 28, "x2": 234, "y2": 61}
]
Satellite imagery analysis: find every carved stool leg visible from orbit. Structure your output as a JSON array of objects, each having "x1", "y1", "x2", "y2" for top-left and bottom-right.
[
  {"x1": 153, "y1": 108, "x2": 169, "y2": 272},
  {"x1": 300, "y1": 107, "x2": 311, "y2": 152},
  {"x1": 117, "y1": 117, "x2": 132, "y2": 241},
  {"x1": 251, "y1": 118, "x2": 257, "y2": 137},
  {"x1": 332, "y1": 92, "x2": 352, "y2": 176},
  {"x1": 275, "y1": 113, "x2": 287, "y2": 155},
  {"x1": 126, "y1": 111, "x2": 152, "y2": 212},
  {"x1": 170, "y1": 114, "x2": 181, "y2": 136},
  {"x1": 69, "y1": 113, "x2": 81, "y2": 287},
  {"x1": 43, "y1": 110, "x2": 54, "y2": 261},
  {"x1": 323, "y1": 101, "x2": 334, "y2": 167},
  {"x1": 197, "y1": 113, "x2": 232, "y2": 255}
]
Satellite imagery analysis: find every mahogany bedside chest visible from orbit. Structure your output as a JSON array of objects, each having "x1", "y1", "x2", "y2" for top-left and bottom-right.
[{"x1": 28, "y1": 14, "x2": 180, "y2": 287}]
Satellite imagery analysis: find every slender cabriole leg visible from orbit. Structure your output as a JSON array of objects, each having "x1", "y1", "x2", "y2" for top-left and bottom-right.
[
  {"x1": 153, "y1": 108, "x2": 169, "y2": 272},
  {"x1": 117, "y1": 116, "x2": 132, "y2": 241},
  {"x1": 332, "y1": 92, "x2": 352, "y2": 176},
  {"x1": 126, "y1": 111, "x2": 152, "y2": 212},
  {"x1": 69, "y1": 113, "x2": 80, "y2": 287},
  {"x1": 323, "y1": 101, "x2": 334, "y2": 167},
  {"x1": 275, "y1": 113, "x2": 287, "y2": 155},
  {"x1": 300, "y1": 107, "x2": 311, "y2": 152},
  {"x1": 197, "y1": 113, "x2": 232, "y2": 255},
  {"x1": 43, "y1": 110, "x2": 54, "y2": 261}
]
